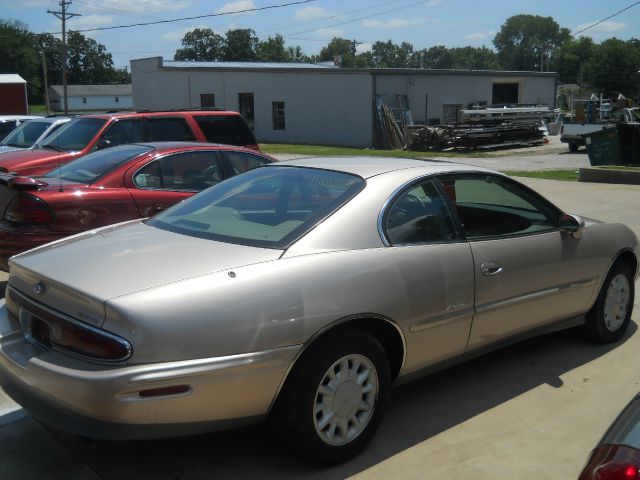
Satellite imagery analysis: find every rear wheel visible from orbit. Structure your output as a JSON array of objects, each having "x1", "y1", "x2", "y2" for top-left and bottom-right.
[
  {"x1": 585, "y1": 262, "x2": 634, "y2": 343},
  {"x1": 568, "y1": 143, "x2": 579, "y2": 152},
  {"x1": 272, "y1": 330, "x2": 390, "y2": 465}
]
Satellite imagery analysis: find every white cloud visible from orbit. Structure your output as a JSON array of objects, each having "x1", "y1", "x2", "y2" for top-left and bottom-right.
[
  {"x1": 294, "y1": 6, "x2": 329, "y2": 20},
  {"x1": 357, "y1": 42, "x2": 372, "y2": 53},
  {"x1": 161, "y1": 25, "x2": 212, "y2": 42},
  {"x1": 362, "y1": 17, "x2": 427, "y2": 29},
  {"x1": 464, "y1": 30, "x2": 496, "y2": 41},
  {"x1": 574, "y1": 20, "x2": 627, "y2": 35},
  {"x1": 216, "y1": 0, "x2": 256, "y2": 15},
  {"x1": 426, "y1": 0, "x2": 441, "y2": 6},
  {"x1": 69, "y1": 14, "x2": 115, "y2": 32},
  {"x1": 313, "y1": 27, "x2": 345, "y2": 38},
  {"x1": 91, "y1": 0, "x2": 190, "y2": 14}
]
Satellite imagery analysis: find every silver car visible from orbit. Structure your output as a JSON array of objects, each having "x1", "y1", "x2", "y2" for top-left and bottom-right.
[
  {"x1": 0, "y1": 158, "x2": 637, "y2": 464},
  {"x1": 0, "y1": 116, "x2": 71, "y2": 154}
]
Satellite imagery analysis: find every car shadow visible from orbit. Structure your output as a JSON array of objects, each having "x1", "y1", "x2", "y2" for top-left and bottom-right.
[{"x1": 39, "y1": 321, "x2": 637, "y2": 480}]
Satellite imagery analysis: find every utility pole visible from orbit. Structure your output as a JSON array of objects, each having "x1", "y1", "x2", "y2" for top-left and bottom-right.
[
  {"x1": 351, "y1": 39, "x2": 363, "y2": 58},
  {"x1": 40, "y1": 51, "x2": 50, "y2": 115},
  {"x1": 47, "y1": 1, "x2": 80, "y2": 115}
]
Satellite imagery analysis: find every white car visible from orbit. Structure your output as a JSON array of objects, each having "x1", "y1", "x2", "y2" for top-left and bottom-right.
[
  {"x1": 0, "y1": 116, "x2": 72, "y2": 154},
  {"x1": 0, "y1": 115, "x2": 44, "y2": 142}
]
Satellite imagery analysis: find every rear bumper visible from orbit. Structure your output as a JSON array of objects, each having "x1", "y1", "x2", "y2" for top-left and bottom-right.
[{"x1": 0, "y1": 300, "x2": 300, "y2": 440}]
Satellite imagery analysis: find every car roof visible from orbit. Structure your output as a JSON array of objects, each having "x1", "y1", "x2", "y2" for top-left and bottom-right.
[
  {"x1": 126, "y1": 141, "x2": 262, "y2": 151},
  {"x1": 0, "y1": 115, "x2": 43, "y2": 122},
  {"x1": 24, "y1": 116, "x2": 72, "y2": 125},
  {"x1": 276, "y1": 157, "x2": 496, "y2": 179},
  {"x1": 81, "y1": 110, "x2": 243, "y2": 120}
]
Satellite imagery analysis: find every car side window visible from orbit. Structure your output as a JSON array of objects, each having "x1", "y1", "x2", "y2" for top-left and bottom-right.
[
  {"x1": 435, "y1": 174, "x2": 559, "y2": 240},
  {"x1": 223, "y1": 151, "x2": 271, "y2": 175},
  {"x1": 384, "y1": 180, "x2": 458, "y2": 245},
  {"x1": 102, "y1": 119, "x2": 144, "y2": 147},
  {"x1": 147, "y1": 117, "x2": 195, "y2": 142},
  {"x1": 133, "y1": 151, "x2": 223, "y2": 191}
]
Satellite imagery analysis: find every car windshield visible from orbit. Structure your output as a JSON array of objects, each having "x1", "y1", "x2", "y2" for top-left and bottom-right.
[
  {"x1": 0, "y1": 121, "x2": 50, "y2": 148},
  {"x1": 148, "y1": 166, "x2": 365, "y2": 249},
  {"x1": 42, "y1": 144, "x2": 152, "y2": 184},
  {"x1": 39, "y1": 117, "x2": 107, "y2": 151}
]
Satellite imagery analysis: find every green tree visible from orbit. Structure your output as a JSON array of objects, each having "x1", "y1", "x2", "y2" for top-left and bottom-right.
[
  {"x1": 0, "y1": 19, "x2": 40, "y2": 101},
  {"x1": 584, "y1": 38, "x2": 640, "y2": 96},
  {"x1": 371, "y1": 40, "x2": 413, "y2": 68},
  {"x1": 174, "y1": 28, "x2": 224, "y2": 61},
  {"x1": 449, "y1": 46, "x2": 500, "y2": 70},
  {"x1": 256, "y1": 34, "x2": 289, "y2": 62},
  {"x1": 418, "y1": 45, "x2": 454, "y2": 69},
  {"x1": 65, "y1": 31, "x2": 120, "y2": 84},
  {"x1": 493, "y1": 14, "x2": 570, "y2": 71},
  {"x1": 319, "y1": 37, "x2": 357, "y2": 67},
  {"x1": 554, "y1": 36, "x2": 595, "y2": 85},
  {"x1": 224, "y1": 29, "x2": 258, "y2": 61}
]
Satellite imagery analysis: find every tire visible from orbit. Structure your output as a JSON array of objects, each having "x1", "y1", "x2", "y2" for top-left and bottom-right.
[
  {"x1": 272, "y1": 330, "x2": 390, "y2": 465},
  {"x1": 569, "y1": 143, "x2": 579, "y2": 152},
  {"x1": 585, "y1": 262, "x2": 635, "y2": 343}
]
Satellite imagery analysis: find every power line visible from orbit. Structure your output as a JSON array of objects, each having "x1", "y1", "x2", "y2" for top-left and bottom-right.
[
  {"x1": 47, "y1": 0, "x2": 319, "y2": 34},
  {"x1": 571, "y1": 1, "x2": 640, "y2": 36}
]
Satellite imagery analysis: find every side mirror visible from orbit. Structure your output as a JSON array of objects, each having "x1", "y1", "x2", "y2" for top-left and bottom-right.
[
  {"x1": 96, "y1": 138, "x2": 112, "y2": 150},
  {"x1": 559, "y1": 214, "x2": 585, "y2": 239}
]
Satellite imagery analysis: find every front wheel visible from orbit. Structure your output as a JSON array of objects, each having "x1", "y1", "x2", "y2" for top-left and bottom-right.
[
  {"x1": 272, "y1": 330, "x2": 390, "y2": 465},
  {"x1": 585, "y1": 262, "x2": 635, "y2": 343}
]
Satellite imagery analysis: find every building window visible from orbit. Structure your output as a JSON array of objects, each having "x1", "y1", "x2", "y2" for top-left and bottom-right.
[
  {"x1": 492, "y1": 83, "x2": 519, "y2": 105},
  {"x1": 272, "y1": 101, "x2": 285, "y2": 130},
  {"x1": 200, "y1": 94, "x2": 215, "y2": 108},
  {"x1": 82, "y1": 97, "x2": 87, "y2": 104},
  {"x1": 115, "y1": 96, "x2": 120, "y2": 103}
]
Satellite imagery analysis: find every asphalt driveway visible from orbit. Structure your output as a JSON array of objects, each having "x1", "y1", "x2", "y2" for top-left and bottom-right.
[{"x1": 0, "y1": 174, "x2": 639, "y2": 480}]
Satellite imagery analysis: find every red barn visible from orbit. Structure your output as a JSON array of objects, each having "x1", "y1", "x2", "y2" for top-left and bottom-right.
[{"x1": 0, "y1": 74, "x2": 28, "y2": 115}]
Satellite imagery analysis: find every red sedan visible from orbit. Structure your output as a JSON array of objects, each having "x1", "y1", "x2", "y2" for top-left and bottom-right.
[{"x1": 0, "y1": 142, "x2": 275, "y2": 270}]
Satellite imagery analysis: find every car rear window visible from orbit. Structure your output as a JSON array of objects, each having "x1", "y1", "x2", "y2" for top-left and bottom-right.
[
  {"x1": 148, "y1": 166, "x2": 364, "y2": 249},
  {"x1": 40, "y1": 117, "x2": 107, "y2": 151},
  {"x1": 1, "y1": 121, "x2": 49, "y2": 148},
  {"x1": 193, "y1": 115, "x2": 257, "y2": 146},
  {"x1": 42, "y1": 144, "x2": 152, "y2": 184}
]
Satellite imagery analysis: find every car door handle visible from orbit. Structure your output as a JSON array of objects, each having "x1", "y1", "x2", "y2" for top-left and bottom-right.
[{"x1": 480, "y1": 261, "x2": 503, "y2": 276}]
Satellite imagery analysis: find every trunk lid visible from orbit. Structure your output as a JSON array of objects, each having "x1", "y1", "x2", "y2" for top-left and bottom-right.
[{"x1": 9, "y1": 220, "x2": 283, "y2": 326}]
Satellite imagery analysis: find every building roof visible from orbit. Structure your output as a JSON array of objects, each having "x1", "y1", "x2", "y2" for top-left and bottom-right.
[
  {"x1": 167, "y1": 61, "x2": 336, "y2": 70},
  {"x1": 0, "y1": 74, "x2": 26, "y2": 84},
  {"x1": 139, "y1": 57, "x2": 556, "y2": 78},
  {"x1": 49, "y1": 84, "x2": 132, "y2": 97}
]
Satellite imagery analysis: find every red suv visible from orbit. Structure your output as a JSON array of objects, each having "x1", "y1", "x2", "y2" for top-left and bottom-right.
[{"x1": 0, "y1": 110, "x2": 258, "y2": 177}]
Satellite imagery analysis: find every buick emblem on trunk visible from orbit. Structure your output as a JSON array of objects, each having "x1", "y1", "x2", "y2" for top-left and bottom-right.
[{"x1": 32, "y1": 282, "x2": 46, "y2": 295}]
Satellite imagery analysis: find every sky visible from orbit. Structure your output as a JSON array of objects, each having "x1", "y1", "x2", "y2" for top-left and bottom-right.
[{"x1": 1, "y1": 0, "x2": 639, "y2": 68}]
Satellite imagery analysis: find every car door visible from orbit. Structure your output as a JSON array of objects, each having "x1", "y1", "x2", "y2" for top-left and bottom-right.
[
  {"x1": 96, "y1": 118, "x2": 144, "y2": 150},
  {"x1": 127, "y1": 150, "x2": 225, "y2": 217},
  {"x1": 434, "y1": 173, "x2": 598, "y2": 351},
  {"x1": 380, "y1": 177, "x2": 475, "y2": 371}
]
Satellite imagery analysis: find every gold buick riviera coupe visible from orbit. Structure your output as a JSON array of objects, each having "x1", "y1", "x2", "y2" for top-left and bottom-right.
[{"x1": 0, "y1": 158, "x2": 636, "y2": 464}]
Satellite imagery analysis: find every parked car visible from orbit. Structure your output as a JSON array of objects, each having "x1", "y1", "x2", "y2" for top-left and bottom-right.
[
  {"x1": 0, "y1": 142, "x2": 274, "y2": 270},
  {"x1": 0, "y1": 158, "x2": 636, "y2": 464},
  {"x1": 579, "y1": 393, "x2": 640, "y2": 479},
  {"x1": 0, "y1": 115, "x2": 44, "y2": 141},
  {"x1": 0, "y1": 110, "x2": 258, "y2": 177},
  {"x1": 0, "y1": 116, "x2": 72, "y2": 154}
]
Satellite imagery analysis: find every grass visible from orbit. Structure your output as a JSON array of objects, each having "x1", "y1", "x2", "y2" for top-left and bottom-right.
[
  {"x1": 502, "y1": 170, "x2": 579, "y2": 181},
  {"x1": 260, "y1": 143, "x2": 491, "y2": 158},
  {"x1": 29, "y1": 104, "x2": 48, "y2": 114}
]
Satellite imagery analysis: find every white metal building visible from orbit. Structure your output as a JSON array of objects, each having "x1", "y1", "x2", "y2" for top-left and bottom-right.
[
  {"x1": 49, "y1": 84, "x2": 133, "y2": 112},
  {"x1": 131, "y1": 57, "x2": 557, "y2": 147}
]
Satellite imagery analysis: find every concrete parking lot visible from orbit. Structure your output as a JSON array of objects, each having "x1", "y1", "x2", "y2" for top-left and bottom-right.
[{"x1": 0, "y1": 148, "x2": 639, "y2": 479}]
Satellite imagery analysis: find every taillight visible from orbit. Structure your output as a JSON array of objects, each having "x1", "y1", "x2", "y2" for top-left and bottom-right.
[
  {"x1": 579, "y1": 445, "x2": 640, "y2": 480},
  {"x1": 4, "y1": 193, "x2": 54, "y2": 224},
  {"x1": 22, "y1": 310, "x2": 131, "y2": 362}
]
